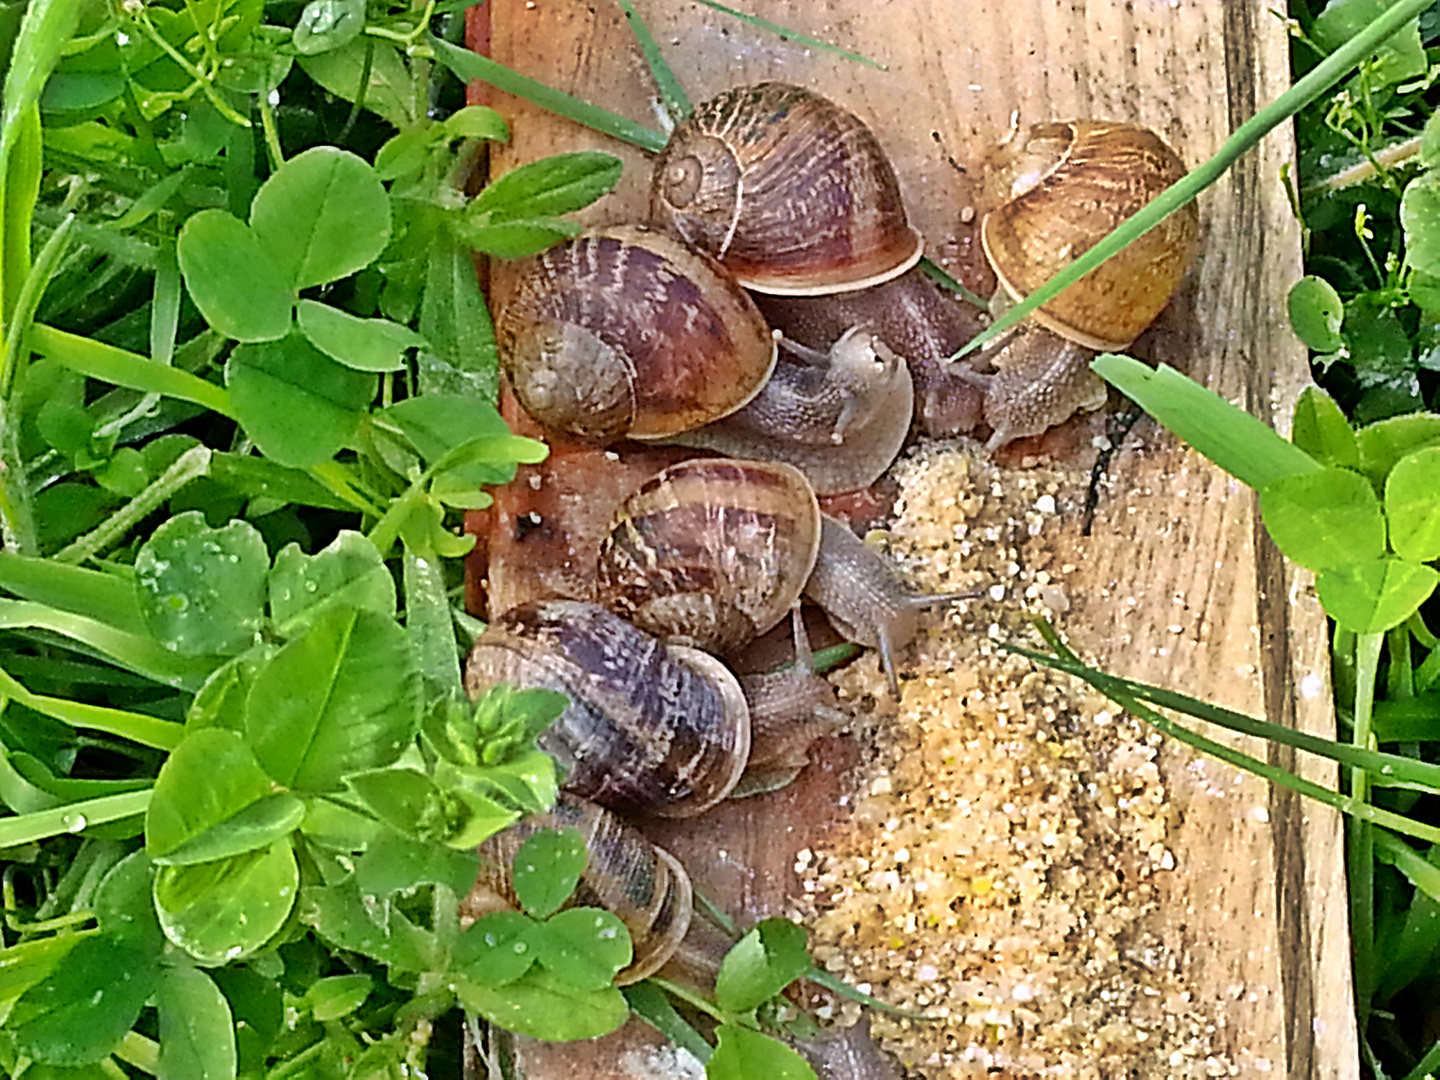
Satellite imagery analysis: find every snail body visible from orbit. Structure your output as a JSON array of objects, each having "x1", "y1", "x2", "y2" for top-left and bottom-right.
[
  {"x1": 973, "y1": 120, "x2": 1200, "y2": 450},
  {"x1": 464, "y1": 599, "x2": 750, "y2": 818},
  {"x1": 597, "y1": 458, "x2": 822, "y2": 655},
  {"x1": 650, "y1": 83, "x2": 923, "y2": 296},
  {"x1": 662, "y1": 327, "x2": 914, "y2": 495},
  {"x1": 755, "y1": 268, "x2": 988, "y2": 439},
  {"x1": 466, "y1": 792, "x2": 694, "y2": 985},
  {"x1": 496, "y1": 224, "x2": 776, "y2": 442}
]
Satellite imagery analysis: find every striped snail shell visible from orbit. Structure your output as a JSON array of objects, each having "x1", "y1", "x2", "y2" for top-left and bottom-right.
[
  {"x1": 650, "y1": 83, "x2": 924, "y2": 296},
  {"x1": 495, "y1": 224, "x2": 776, "y2": 442},
  {"x1": 466, "y1": 792, "x2": 693, "y2": 985},
  {"x1": 596, "y1": 458, "x2": 822, "y2": 655},
  {"x1": 981, "y1": 120, "x2": 1199, "y2": 351},
  {"x1": 463, "y1": 600, "x2": 750, "y2": 818}
]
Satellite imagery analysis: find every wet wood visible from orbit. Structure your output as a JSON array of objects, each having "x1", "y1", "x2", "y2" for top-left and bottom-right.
[{"x1": 465, "y1": 2, "x2": 1356, "y2": 1077}]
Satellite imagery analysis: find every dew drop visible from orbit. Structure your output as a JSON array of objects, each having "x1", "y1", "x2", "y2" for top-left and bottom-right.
[
  {"x1": 484, "y1": 934, "x2": 497, "y2": 947},
  {"x1": 63, "y1": 813, "x2": 87, "y2": 833},
  {"x1": 512, "y1": 941, "x2": 528, "y2": 954}
]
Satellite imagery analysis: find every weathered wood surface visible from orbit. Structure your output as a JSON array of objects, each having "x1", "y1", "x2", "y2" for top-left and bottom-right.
[{"x1": 467, "y1": 2, "x2": 1357, "y2": 1077}]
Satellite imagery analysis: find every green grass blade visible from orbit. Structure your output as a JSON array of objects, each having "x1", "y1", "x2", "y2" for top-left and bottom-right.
[
  {"x1": 0, "y1": 666, "x2": 183, "y2": 751},
  {"x1": 428, "y1": 36, "x2": 668, "y2": 154},
  {"x1": 950, "y1": 0, "x2": 1435, "y2": 362},
  {"x1": 1373, "y1": 830, "x2": 1440, "y2": 906},
  {"x1": 1006, "y1": 640, "x2": 1440, "y2": 789},
  {"x1": 31, "y1": 323, "x2": 234, "y2": 417},
  {"x1": 1401, "y1": 1038, "x2": 1440, "y2": 1080},
  {"x1": 1091, "y1": 356, "x2": 1321, "y2": 489},
  {"x1": 0, "y1": 600, "x2": 216, "y2": 690},
  {"x1": 0, "y1": 551, "x2": 147, "y2": 636},
  {"x1": 623, "y1": 983, "x2": 713, "y2": 1064},
  {"x1": 691, "y1": 0, "x2": 886, "y2": 70},
  {"x1": 919, "y1": 256, "x2": 990, "y2": 311},
  {"x1": 615, "y1": 0, "x2": 690, "y2": 124},
  {"x1": 0, "y1": 789, "x2": 151, "y2": 847}
]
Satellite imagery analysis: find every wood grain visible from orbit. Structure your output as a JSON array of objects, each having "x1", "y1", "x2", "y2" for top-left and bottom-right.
[{"x1": 468, "y1": 2, "x2": 1357, "y2": 1076}]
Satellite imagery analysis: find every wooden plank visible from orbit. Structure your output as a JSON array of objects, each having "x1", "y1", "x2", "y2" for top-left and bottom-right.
[{"x1": 467, "y1": 2, "x2": 1357, "y2": 1077}]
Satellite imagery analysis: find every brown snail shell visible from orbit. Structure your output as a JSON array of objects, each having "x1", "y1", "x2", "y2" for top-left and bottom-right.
[
  {"x1": 466, "y1": 792, "x2": 693, "y2": 985},
  {"x1": 662, "y1": 327, "x2": 914, "y2": 495},
  {"x1": 597, "y1": 458, "x2": 822, "y2": 655},
  {"x1": 980, "y1": 120, "x2": 1200, "y2": 350},
  {"x1": 650, "y1": 83, "x2": 924, "y2": 296},
  {"x1": 495, "y1": 224, "x2": 777, "y2": 442},
  {"x1": 463, "y1": 599, "x2": 750, "y2": 817}
]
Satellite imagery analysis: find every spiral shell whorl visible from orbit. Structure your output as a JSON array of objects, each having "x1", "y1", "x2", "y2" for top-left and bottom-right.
[
  {"x1": 496, "y1": 225, "x2": 776, "y2": 441},
  {"x1": 651, "y1": 83, "x2": 923, "y2": 296}
]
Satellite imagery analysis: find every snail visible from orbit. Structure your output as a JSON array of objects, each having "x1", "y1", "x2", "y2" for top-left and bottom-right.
[
  {"x1": 967, "y1": 120, "x2": 1201, "y2": 450},
  {"x1": 804, "y1": 514, "x2": 979, "y2": 698},
  {"x1": 650, "y1": 83, "x2": 924, "y2": 296},
  {"x1": 464, "y1": 599, "x2": 751, "y2": 818},
  {"x1": 495, "y1": 224, "x2": 777, "y2": 442},
  {"x1": 658, "y1": 327, "x2": 914, "y2": 495},
  {"x1": 597, "y1": 458, "x2": 822, "y2": 655},
  {"x1": 598, "y1": 457, "x2": 970, "y2": 700},
  {"x1": 465, "y1": 791, "x2": 729, "y2": 986},
  {"x1": 755, "y1": 268, "x2": 989, "y2": 440}
]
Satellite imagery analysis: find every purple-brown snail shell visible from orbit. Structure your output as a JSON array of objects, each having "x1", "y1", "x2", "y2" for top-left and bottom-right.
[
  {"x1": 465, "y1": 791, "x2": 695, "y2": 985},
  {"x1": 495, "y1": 224, "x2": 777, "y2": 443},
  {"x1": 463, "y1": 599, "x2": 750, "y2": 818},
  {"x1": 650, "y1": 83, "x2": 924, "y2": 296}
]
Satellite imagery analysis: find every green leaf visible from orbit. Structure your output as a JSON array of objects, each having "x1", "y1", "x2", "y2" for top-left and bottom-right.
[
  {"x1": 134, "y1": 511, "x2": 270, "y2": 656},
  {"x1": 249, "y1": 146, "x2": 391, "y2": 290},
  {"x1": 1399, "y1": 169, "x2": 1440, "y2": 279},
  {"x1": 302, "y1": 878, "x2": 437, "y2": 971},
  {"x1": 353, "y1": 825, "x2": 480, "y2": 900},
  {"x1": 1345, "y1": 296, "x2": 1412, "y2": 376},
  {"x1": 468, "y1": 151, "x2": 621, "y2": 221},
  {"x1": 1292, "y1": 384, "x2": 1359, "y2": 468},
  {"x1": 417, "y1": 236, "x2": 500, "y2": 399},
  {"x1": 296, "y1": 299, "x2": 424, "y2": 372},
  {"x1": 297, "y1": 39, "x2": 414, "y2": 129},
  {"x1": 1408, "y1": 268, "x2": 1440, "y2": 320},
  {"x1": 1357, "y1": 413, "x2": 1440, "y2": 486},
  {"x1": 347, "y1": 767, "x2": 453, "y2": 841},
  {"x1": 452, "y1": 218, "x2": 581, "y2": 259},
  {"x1": 1092, "y1": 356, "x2": 1321, "y2": 490},
  {"x1": 154, "y1": 841, "x2": 300, "y2": 965},
  {"x1": 245, "y1": 606, "x2": 423, "y2": 791},
  {"x1": 1312, "y1": 0, "x2": 1426, "y2": 88},
  {"x1": 380, "y1": 393, "x2": 544, "y2": 486},
  {"x1": 157, "y1": 795, "x2": 307, "y2": 867},
  {"x1": 1406, "y1": 170, "x2": 1440, "y2": 277},
  {"x1": 8, "y1": 936, "x2": 159, "y2": 1066},
  {"x1": 304, "y1": 974, "x2": 372, "y2": 1021},
  {"x1": 714, "y1": 917, "x2": 811, "y2": 1013},
  {"x1": 530, "y1": 908, "x2": 632, "y2": 990},
  {"x1": 293, "y1": 0, "x2": 365, "y2": 56},
  {"x1": 157, "y1": 966, "x2": 237, "y2": 1080},
  {"x1": 512, "y1": 827, "x2": 587, "y2": 919},
  {"x1": 441, "y1": 105, "x2": 510, "y2": 142},
  {"x1": 451, "y1": 968, "x2": 628, "y2": 1041},
  {"x1": 0, "y1": 936, "x2": 79, "y2": 1015},
  {"x1": 94, "y1": 850, "x2": 165, "y2": 953},
  {"x1": 1385, "y1": 447, "x2": 1440, "y2": 561},
  {"x1": 226, "y1": 334, "x2": 375, "y2": 467},
  {"x1": 268, "y1": 530, "x2": 396, "y2": 634},
  {"x1": 177, "y1": 209, "x2": 293, "y2": 342},
  {"x1": 147, "y1": 727, "x2": 278, "y2": 859},
  {"x1": 186, "y1": 644, "x2": 277, "y2": 733},
  {"x1": 1420, "y1": 110, "x2": 1440, "y2": 171},
  {"x1": 1317, "y1": 557, "x2": 1440, "y2": 634},
  {"x1": 454, "y1": 911, "x2": 540, "y2": 986},
  {"x1": 1287, "y1": 275, "x2": 1345, "y2": 352},
  {"x1": 1258, "y1": 468, "x2": 1386, "y2": 572},
  {"x1": 708, "y1": 1024, "x2": 816, "y2": 1080}
]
